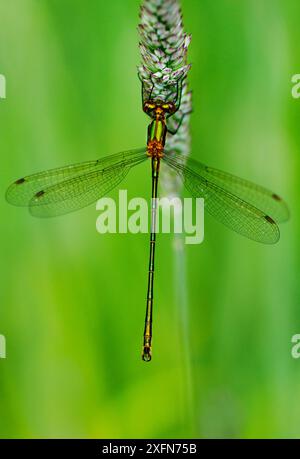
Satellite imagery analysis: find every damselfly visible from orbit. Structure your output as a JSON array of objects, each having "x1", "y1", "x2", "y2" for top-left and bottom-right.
[{"x1": 5, "y1": 81, "x2": 289, "y2": 362}]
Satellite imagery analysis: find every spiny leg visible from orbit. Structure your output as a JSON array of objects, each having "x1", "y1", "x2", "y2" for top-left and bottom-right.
[
  {"x1": 148, "y1": 74, "x2": 156, "y2": 100},
  {"x1": 166, "y1": 76, "x2": 185, "y2": 116},
  {"x1": 167, "y1": 109, "x2": 192, "y2": 136},
  {"x1": 139, "y1": 75, "x2": 155, "y2": 109},
  {"x1": 138, "y1": 75, "x2": 147, "y2": 107}
]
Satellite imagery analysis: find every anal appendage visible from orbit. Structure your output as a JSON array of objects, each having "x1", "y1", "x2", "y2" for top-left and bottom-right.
[{"x1": 142, "y1": 343, "x2": 152, "y2": 362}]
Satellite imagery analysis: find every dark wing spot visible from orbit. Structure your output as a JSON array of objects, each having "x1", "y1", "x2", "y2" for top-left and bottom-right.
[
  {"x1": 272, "y1": 193, "x2": 282, "y2": 201},
  {"x1": 15, "y1": 178, "x2": 25, "y2": 185},
  {"x1": 265, "y1": 215, "x2": 276, "y2": 224},
  {"x1": 35, "y1": 190, "x2": 45, "y2": 198}
]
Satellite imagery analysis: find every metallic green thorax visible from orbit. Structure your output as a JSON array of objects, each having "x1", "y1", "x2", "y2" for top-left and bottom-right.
[{"x1": 148, "y1": 119, "x2": 167, "y2": 146}]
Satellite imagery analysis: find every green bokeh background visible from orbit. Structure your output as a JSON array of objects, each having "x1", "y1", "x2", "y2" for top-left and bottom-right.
[{"x1": 0, "y1": 0, "x2": 299, "y2": 438}]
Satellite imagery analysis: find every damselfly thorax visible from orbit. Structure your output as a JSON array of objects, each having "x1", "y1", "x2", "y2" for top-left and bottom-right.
[{"x1": 144, "y1": 100, "x2": 177, "y2": 158}]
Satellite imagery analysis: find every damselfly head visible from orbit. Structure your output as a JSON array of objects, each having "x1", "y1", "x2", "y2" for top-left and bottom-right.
[{"x1": 143, "y1": 99, "x2": 176, "y2": 118}]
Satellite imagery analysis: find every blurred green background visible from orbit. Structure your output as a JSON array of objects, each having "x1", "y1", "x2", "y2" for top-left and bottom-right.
[{"x1": 0, "y1": 0, "x2": 299, "y2": 438}]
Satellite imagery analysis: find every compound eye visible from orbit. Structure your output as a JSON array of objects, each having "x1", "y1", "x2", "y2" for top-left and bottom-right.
[
  {"x1": 163, "y1": 103, "x2": 176, "y2": 114},
  {"x1": 168, "y1": 103, "x2": 176, "y2": 114},
  {"x1": 144, "y1": 102, "x2": 155, "y2": 112}
]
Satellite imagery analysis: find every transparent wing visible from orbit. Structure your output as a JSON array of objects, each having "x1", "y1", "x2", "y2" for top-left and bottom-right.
[
  {"x1": 202, "y1": 164, "x2": 289, "y2": 223},
  {"x1": 163, "y1": 152, "x2": 281, "y2": 244},
  {"x1": 6, "y1": 148, "x2": 147, "y2": 217},
  {"x1": 6, "y1": 148, "x2": 147, "y2": 207},
  {"x1": 165, "y1": 153, "x2": 289, "y2": 223}
]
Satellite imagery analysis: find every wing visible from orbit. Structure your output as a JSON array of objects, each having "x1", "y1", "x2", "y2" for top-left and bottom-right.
[
  {"x1": 163, "y1": 152, "x2": 281, "y2": 244},
  {"x1": 6, "y1": 148, "x2": 147, "y2": 217},
  {"x1": 164, "y1": 153, "x2": 289, "y2": 223}
]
